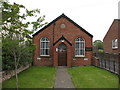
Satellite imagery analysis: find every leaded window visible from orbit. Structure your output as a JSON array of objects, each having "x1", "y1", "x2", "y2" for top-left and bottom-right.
[
  {"x1": 75, "y1": 37, "x2": 85, "y2": 57},
  {"x1": 40, "y1": 37, "x2": 50, "y2": 56}
]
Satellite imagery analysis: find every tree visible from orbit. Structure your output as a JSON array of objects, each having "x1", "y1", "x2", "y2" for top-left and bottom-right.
[
  {"x1": 93, "y1": 40, "x2": 104, "y2": 53},
  {"x1": 2, "y1": 1, "x2": 47, "y2": 89}
]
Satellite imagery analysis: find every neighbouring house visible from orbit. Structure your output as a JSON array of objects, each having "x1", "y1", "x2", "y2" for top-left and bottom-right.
[
  {"x1": 103, "y1": 19, "x2": 120, "y2": 54},
  {"x1": 32, "y1": 14, "x2": 93, "y2": 67}
]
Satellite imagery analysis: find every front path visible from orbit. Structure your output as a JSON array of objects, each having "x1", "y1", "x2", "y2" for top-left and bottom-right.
[{"x1": 54, "y1": 66, "x2": 75, "y2": 88}]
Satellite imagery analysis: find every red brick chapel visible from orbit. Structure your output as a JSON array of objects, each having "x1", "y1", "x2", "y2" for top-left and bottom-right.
[{"x1": 33, "y1": 14, "x2": 93, "y2": 67}]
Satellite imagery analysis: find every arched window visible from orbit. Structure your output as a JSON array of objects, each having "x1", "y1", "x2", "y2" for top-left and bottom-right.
[
  {"x1": 75, "y1": 37, "x2": 85, "y2": 57},
  {"x1": 40, "y1": 37, "x2": 50, "y2": 56}
]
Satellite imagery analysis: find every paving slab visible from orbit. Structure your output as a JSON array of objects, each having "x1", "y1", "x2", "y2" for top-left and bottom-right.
[{"x1": 54, "y1": 66, "x2": 75, "y2": 88}]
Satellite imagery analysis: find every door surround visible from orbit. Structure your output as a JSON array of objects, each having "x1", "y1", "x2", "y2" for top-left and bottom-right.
[{"x1": 58, "y1": 43, "x2": 67, "y2": 66}]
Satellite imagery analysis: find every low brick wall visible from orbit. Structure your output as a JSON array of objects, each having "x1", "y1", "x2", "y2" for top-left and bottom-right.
[{"x1": 1, "y1": 64, "x2": 31, "y2": 82}]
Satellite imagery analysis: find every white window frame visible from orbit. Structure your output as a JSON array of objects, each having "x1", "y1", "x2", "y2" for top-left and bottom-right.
[
  {"x1": 75, "y1": 37, "x2": 85, "y2": 57},
  {"x1": 40, "y1": 37, "x2": 50, "y2": 56},
  {"x1": 112, "y1": 39, "x2": 118, "y2": 49}
]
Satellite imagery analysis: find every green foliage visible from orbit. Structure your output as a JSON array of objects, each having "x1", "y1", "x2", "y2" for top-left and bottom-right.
[
  {"x1": 2, "y1": 2, "x2": 47, "y2": 38},
  {"x1": 98, "y1": 49, "x2": 104, "y2": 53},
  {"x1": 2, "y1": 38, "x2": 15, "y2": 70},
  {"x1": 19, "y1": 42, "x2": 35, "y2": 66},
  {"x1": 93, "y1": 40, "x2": 103, "y2": 49},
  {"x1": 2, "y1": 1, "x2": 47, "y2": 71},
  {"x1": 93, "y1": 40, "x2": 104, "y2": 53},
  {"x1": 2, "y1": 38, "x2": 35, "y2": 70},
  {"x1": 2, "y1": 1, "x2": 47, "y2": 89}
]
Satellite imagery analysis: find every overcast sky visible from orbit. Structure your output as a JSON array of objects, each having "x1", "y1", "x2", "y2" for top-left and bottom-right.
[{"x1": 9, "y1": 0, "x2": 119, "y2": 41}]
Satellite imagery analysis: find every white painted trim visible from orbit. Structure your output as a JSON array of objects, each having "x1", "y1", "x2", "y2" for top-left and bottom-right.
[
  {"x1": 75, "y1": 37, "x2": 85, "y2": 56},
  {"x1": 75, "y1": 55, "x2": 85, "y2": 57},
  {"x1": 40, "y1": 37, "x2": 50, "y2": 56},
  {"x1": 112, "y1": 39, "x2": 118, "y2": 49},
  {"x1": 40, "y1": 55, "x2": 50, "y2": 57}
]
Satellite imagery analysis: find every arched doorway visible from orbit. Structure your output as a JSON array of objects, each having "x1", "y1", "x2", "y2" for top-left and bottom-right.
[{"x1": 58, "y1": 43, "x2": 67, "y2": 66}]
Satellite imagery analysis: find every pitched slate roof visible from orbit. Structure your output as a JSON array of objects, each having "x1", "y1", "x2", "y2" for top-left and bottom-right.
[{"x1": 32, "y1": 13, "x2": 93, "y2": 37}]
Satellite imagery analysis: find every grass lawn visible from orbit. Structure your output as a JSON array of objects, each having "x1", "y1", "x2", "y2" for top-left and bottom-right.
[
  {"x1": 68, "y1": 66, "x2": 118, "y2": 88},
  {"x1": 3, "y1": 66, "x2": 56, "y2": 88}
]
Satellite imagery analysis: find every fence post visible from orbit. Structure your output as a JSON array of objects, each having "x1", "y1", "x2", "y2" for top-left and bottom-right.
[
  {"x1": 113, "y1": 61, "x2": 115, "y2": 73},
  {"x1": 103, "y1": 59, "x2": 105, "y2": 68},
  {"x1": 92, "y1": 56, "x2": 95, "y2": 66},
  {"x1": 102, "y1": 59, "x2": 104, "y2": 68},
  {"x1": 109, "y1": 60, "x2": 110, "y2": 70},
  {"x1": 97, "y1": 59, "x2": 100, "y2": 67},
  {"x1": 97, "y1": 58, "x2": 99, "y2": 66},
  {"x1": 105, "y1": 60, "x2": 106, "y2": 68}
]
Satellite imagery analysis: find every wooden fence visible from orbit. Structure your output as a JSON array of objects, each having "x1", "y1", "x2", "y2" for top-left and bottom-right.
[{"x1": 93, "y1": 53, "x2": 119, "y2": 74}]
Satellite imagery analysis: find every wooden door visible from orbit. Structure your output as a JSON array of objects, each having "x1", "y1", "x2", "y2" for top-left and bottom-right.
[{"x1": 58, "y1": 43, "x2": 67, "y2": 66}]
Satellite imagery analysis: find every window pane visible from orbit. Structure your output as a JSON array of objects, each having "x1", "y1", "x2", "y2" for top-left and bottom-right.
[
  {"x1": 75, "y1": 37, "x2": 85, "y2": 56},
  {"x1": 80, "y1": 50, "x2": 84, "y2": 55},
  {"x1": 76, "y1": 43, "x2": 79, "y2": 49},
  {"x1": 78, "y1": 49, "x2": 80, "y2": 55},
  {"x1": 81, "y1": 43, "x2": 84, "y2": 48},
  {"x1": 41, "y1": 37, "x2": 45, "y2": 41},
  {"x1": 43, "y1": 42, "x2": 45, "y2": 48},
  {"x1": 78, "y1": 50, "x2": 80, "y2": 55},
  {"x1": 75, "y1": 50, "x2": 78, "y2": 55},
  {"x1": 80, "y1": 38, "x2": 84, "y2": 41},
  {"x1": 115, "y1": 39, "x2": 118, "y2": 48},
  {"x1": 48, "y1": 49, "x2": 50, "y2": 55},
  {"x1": 46, "y1": 42, "x2": 49, "y2": 48},
  {"x1": 41, "y1": 42, "x2": 44, "y2": 48},
  {"x1": 112, "y1": 39, "x2": 118, "y2": 48},
  {"x1": 46, "y1": 38, "x2": 49, "y2": 41},
  {"x1": 112, "y1": 40, "x2": 115, "y2": 47},
  {"x1": 45, "y1": 49, "x2": 49, "y2": 55},
  {"x1": 43, "y1": 49, "x2": 45, "y2": 55},
  {"x1": 80, "y1": 43, "x2": 82, "y2": 49},
  {"x1": 76, "y1": 38, "x2": 79, "y2": 41},
  {"x1": 80, "y1": 50, "x2": 82, "y2": 55},
  {"x1": 40, "y1": 37, "x2": 50, "y2": 55},
  {"x1": 40, "y1": 49, "x2": 43, "y2": 55}
]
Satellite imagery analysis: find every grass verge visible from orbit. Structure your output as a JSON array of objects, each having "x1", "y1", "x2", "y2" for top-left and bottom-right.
[
  {"x1": 68, "y1": 66, "x2": 118, "y2": 88},
  {"x1": 3, "y1": 66, "x2": 56, "y2": 88}
]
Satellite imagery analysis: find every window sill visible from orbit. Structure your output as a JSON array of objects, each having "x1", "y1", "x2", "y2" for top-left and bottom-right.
[
  {"x1": 40, "y1": 55, "x2": 50, "y2": 58},
  {"x1": 75, "y1": 56, "x2": 85, "y2": 58},
  {"x1": 112, "y1": 47, "x2": 118, "y2": 50}
]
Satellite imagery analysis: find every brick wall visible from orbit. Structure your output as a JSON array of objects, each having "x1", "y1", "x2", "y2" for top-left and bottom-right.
[
  {"x1": 33, "y1": 14, "x2": 93, "y2": 67},
  {"x1": 103, "y1": 20, "x2": 119, "y2": 54}
]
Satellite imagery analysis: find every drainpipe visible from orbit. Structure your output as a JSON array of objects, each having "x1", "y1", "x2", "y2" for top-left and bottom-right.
[
  {"x1": 53, "y1": 23, "x2": 55, "y2": 44},
  {"x1": 53, "y1": 22, "x2": 56, "y2": 66}
]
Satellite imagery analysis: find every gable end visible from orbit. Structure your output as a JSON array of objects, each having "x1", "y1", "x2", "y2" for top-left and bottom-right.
[{"x1": 33, "y1": 13, "x2": 93, "y2": 37}]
